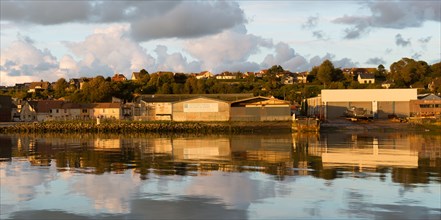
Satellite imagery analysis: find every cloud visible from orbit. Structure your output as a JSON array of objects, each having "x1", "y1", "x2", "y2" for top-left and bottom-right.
[
  {"x1": 0, "y1": 1, "x2": 92, "y2": 25},
  {"x1": 130, "y1": 1, "x2": 246, "y2": 41},
  {"x1": 418, "y1": 36, "x2": 432, "y2": 44},
  {"x1": 333, "y1": 0, "x2": 441, "y2": 38},
  {"x1": 184, "y1": 30, "x2": 272, "y2": 73},
  {"x1": 261, "y1": 43, "x2": 357, "y2": 71},
  {"x1": 262, "y1": 42, "x2": 307, "y2": 71},
  {"x1": 395, "y1": 34, "x2": 411, "y2": 47},
  {"x1": 65, "y1": 25, "x2": 156, "y2": 76},
  {"x1": 0, "y1": 37, "x2": 66, "y2": 85},
  {"x1": 302, "y1": 15, "x2": 319, "y2": 29},
  {"x1": 154, "y1": 45, "x2": 201, "y2": 73},
  {"x1": 312, "y1": 30, "x2": 328, "y2": 40},
  {"x1": 412, "y1": 53, "x2": 422, "y2": 60},
  {"x1": 366, "y1": 57, "x2": 386, "y2": 65},
  {"x1": 0, "y1": 1, "x2": 246, "y2": 41}
]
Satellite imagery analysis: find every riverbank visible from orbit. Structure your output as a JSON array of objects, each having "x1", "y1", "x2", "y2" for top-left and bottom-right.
[
  {"x1": 320, "y1": 118, "x2": 441, "y2": 133},
  {"x1": 0, "y1": 120, "x2": 292, "y2": 134},
  {"x1": 1, "y1": 118, "x2": 439, "y2": 134}
]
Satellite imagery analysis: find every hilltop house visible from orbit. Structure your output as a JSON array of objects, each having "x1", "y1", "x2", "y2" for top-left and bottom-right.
[
  {"x1": 216, "y1": 72, "x2": 239, "y2": 80},
  {"x1": 111, "y1": 73, "x2": 127, "y2": 82},
  {"x1": 28, "y1": 81, "x2": 50, "y2": 93},
  {"x1": 131, "y1": 72, "x2": 141, "y2": 81},
  {"x1": 358, "y1": 73, "x2": 375, "y2": 84},
  {"x1": 195, "y1": 71, "x2": 213, "y2": 79}
]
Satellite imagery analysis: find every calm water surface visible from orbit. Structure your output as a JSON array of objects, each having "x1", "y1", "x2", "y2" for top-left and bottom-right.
[{"x1": 0, "y1": 131, "x2": 440, "y2": 219}]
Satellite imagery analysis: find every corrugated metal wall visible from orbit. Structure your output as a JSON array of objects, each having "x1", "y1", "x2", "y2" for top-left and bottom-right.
[{"x1": 230, "y1": 106, "x2": 291, "y2": 121}]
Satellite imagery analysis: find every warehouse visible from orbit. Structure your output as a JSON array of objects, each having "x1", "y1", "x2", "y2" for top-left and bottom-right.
[
  {"x1": 172, "y1": 97, "x2": 230, "y2": 121},
  {"x1": 230, "y1": 96, "x2": 291, "y2": 121},
  {"x1": 312, "y1": 89, "x2": 417, "y2": 119}
]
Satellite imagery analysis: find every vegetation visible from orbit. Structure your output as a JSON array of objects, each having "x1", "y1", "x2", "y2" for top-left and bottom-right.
[
  {"x1": 1, "y1": 58, "x2": 440, "y2": 104},
  {"x1": 0, "y1": 120, "x2": 292, "y2": 134}
]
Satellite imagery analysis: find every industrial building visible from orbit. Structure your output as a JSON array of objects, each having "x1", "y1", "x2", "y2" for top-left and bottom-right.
[
  {"x1": 230, "y1": 96, "x2": 291, "y2": 121},
  {"x1": 307, "y1": 89, "x2": 418, "y2": 119}
]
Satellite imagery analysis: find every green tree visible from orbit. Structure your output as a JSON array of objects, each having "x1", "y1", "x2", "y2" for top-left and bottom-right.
[
  {"x1": 430, "y1": 62, "x2": 441, "y2": 77},
  {"x1": 53, "y1": 78, "x2": 68, "y2": 99},
  {"x1": 389, "y1": 58, "x2": 430, "y2": 87},
  {"x1": 374, "y1": 64, "x2": 387, "y2": 82},
  {"x1": 81, "y1": 76, "x2": 112, "y2": 102},
  {"x1": 317, "y1": 60, "x2": 335, "y2": 86}
]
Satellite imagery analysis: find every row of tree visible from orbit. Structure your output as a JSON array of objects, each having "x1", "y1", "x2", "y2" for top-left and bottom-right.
[{"x1": 2, "y1": 57, "x2": 440, "y2": 104}]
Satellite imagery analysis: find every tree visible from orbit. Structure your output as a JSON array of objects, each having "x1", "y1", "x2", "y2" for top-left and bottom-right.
[
  {"x1": 317, "y1": 60, "x2": 335, "y2": 86},
  {"x1": 389, "y1": 58, "x2": 430, "y2": 87},
  {"x1": 53, "y1": 78, "x2": 68, "y2": 99},
  {"x1": 81, "y1": 76, "x2": 111, "y2": 102},
  {"x1": 374, "y1": 64, "x2": 387, "y2": 82},
  {"x1": 430, "y1": 62, "x2": 441, "y2": 77}
]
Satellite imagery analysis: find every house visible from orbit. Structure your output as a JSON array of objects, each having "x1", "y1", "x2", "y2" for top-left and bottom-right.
[
  {"x1": 215, "y1": 72, "x2": 239, "y2": 80},
  {"x1": 255, "y1": 69, "x2": 268, "y2": 78},
  {"x1": 283, "y1": 75, "x2": 294, "y2": 85},
  {"x1": 307, "y1": 89, "x2": 417, "y2": 119},
  {"x1": 295, "y1": 72, "x2": 308, "y2": 84},
  {"x1": 20, "y1": 100, "x2": 64, "y2": 121},
  {"x1": 111, "y1": 73, "x2": 127, "y2": 82},
  {"x1": 0, "y1": 95, "x2": 13, "y2": 122},
  {"x1": 173, "y1": 97, "x2": 230, "y2": 122},
  {"x1": 28, "y1": 81, "x2": 50, "y2": 93},
  {"x1": 195, "y1": 71, "x2": 213, "y2": 79},
  {"x1": 131, "y1": 72, "x2": 141, "y2": 81},
  {"x1": 91, "y1": 103, "x2": 122, "y2": 119},
  {"x1": 358, "y1": 73, "x2": 375, "y2": 84},
  {"x1": 50, "y1": 102, "x2": 92, "y2": 120},
  {"x1": 230, "y1": 96, "x2": 291, "y2": 121},
  {"x1": 409, "y1": 93, "x2": 441, "y2": 117},
  {"x1": 342, "y1": 68, "x2": 376, "y2": 77}
]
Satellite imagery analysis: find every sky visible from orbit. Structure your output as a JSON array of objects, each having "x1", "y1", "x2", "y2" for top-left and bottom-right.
[{"x1": 0, "y1": 0, "x2": 440, "y2": 86}]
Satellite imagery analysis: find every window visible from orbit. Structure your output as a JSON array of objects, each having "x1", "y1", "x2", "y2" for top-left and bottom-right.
[
  {"x1": 82, "y1": 109, "x2": 87, "y2": 113},
  {"x1": 56, "y1": 109, "x2": 59, "y2": 113},
  {"x1": 364, "y1": 80, "x2": 367, "y2": 83}
]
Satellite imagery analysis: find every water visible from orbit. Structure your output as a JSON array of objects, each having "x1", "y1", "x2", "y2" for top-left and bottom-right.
[{"x1": 0, "y1": 131, "x2": 440, "y2": 219}]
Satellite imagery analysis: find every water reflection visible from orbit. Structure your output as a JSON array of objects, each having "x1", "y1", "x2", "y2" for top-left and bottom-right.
[{"x1": 0, "y1": 132, "x2": 440, "y2": 219}]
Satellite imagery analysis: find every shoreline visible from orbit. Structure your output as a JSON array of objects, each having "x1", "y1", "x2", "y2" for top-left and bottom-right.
[{"x1": 1, "y1": 118, "x2": 439, "y2": 134}]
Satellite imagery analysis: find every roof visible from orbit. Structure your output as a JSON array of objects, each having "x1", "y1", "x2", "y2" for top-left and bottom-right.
[
  {"x1": 92, "y1": 103, "x2": 121, "y2": 108},
  {"x1": 417, "y1": 93, "x2": 441, "y2": 100},
  {"x1": 29, "y1": 81, "x2": 50, "y2": 90},
  {"x1": 111, "y1": 74, "x2": 127, "y2": 82},
  {"x1": 231, "y1": 96, "x2": 290, "y2": 107},
  {"x1": 358, "y1": 73, "x2": 375, "y2": 79},
  {"x1": 28, "y1": 100, "x2": 64, "y2": 113},
  {"x1": 141, "y1": 94, "x2": 254, "y2": 103},
  {"x1": 59, "y1": 102, "x2": 92, "y2": 109},
  {"x1": 131, "y1": 72, "x2": 141, "y2": 80}
]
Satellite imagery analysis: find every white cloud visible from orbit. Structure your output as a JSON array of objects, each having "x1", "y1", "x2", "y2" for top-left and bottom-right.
[
  {"x1": 154, "y1": 45, "x2": 201, "y2": 73},
  {"x1": 184, "y1": 30, "x2": 272, "y2": 73},
  {"x1": 65, "y1": 25, "x2": 155, "y2": 76},
  {"x1": 0, "y1": 37, "x2": 62, "y2": 85}
]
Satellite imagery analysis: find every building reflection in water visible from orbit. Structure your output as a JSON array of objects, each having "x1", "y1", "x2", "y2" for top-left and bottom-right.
[{"x1": 1, "y1": 132, "x2": 440, "y2": 183}]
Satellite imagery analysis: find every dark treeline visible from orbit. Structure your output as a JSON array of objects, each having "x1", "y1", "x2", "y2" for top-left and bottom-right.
[{"x1": 2, "y1": 57, "x2": 440, "y2": 104}]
